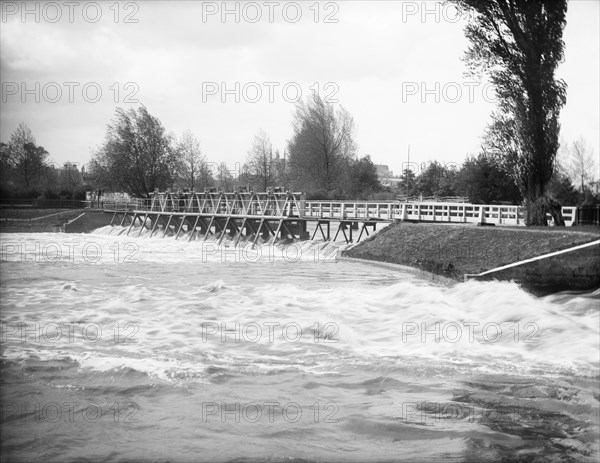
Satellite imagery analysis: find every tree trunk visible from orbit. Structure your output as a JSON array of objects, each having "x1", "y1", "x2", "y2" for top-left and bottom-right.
[{"x1": 525, "y1": 193, "x2": 565, "y2": 226}]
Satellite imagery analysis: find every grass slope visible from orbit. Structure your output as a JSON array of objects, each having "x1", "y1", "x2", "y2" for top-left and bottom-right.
[{"x1": 344, "y1": 222, "x2": 600, "y2": 280}]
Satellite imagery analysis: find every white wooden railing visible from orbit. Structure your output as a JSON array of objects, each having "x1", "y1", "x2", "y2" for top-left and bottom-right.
[
  {"x1": 94, "y1": 197, "x2": 578, "y2": 227},
  {"x1": 303, "y1": 201, "x2": 577, "y2": 226}
]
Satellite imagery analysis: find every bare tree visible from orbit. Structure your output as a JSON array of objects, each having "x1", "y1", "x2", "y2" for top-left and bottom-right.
[
  {"x1": 177, "y1": 130, "x2": 206, "y2": 191},
  {"x1": 216, "y1": 163, "x2": 234, "y2": 191},
  {"x1": 244, "y1": 130, "x2": 277, "y2": 191},
  {"x1": 570, "y1": 137, "x2": 596, "y2": 193}
]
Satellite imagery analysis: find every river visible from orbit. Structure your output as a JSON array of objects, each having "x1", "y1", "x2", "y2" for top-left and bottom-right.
[{"x1": 1, "y1": 228, "x2": 598, "y2": 462}]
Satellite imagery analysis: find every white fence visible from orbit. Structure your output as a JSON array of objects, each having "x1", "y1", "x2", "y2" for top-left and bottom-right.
[
  {"x1": 303, "y1": 201, "x2": 577, "y2": 226},
  {"x1": 94, "y1": 197, "x2": 578, "y2": 227}
]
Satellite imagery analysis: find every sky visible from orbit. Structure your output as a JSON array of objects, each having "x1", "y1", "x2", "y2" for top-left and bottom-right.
[{"x1": 1, "y1": 0, "x2": 599, "y2": 179}]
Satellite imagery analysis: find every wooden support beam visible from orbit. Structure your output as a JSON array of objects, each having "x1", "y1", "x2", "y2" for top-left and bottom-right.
[
  {"x1": 110, "y1": 212, "x2": 117, "y2": 226},
  {"x1": 333, "y1": 222, "x2": 350, "y2": 243},
  {"x1": 119, "y1": 212, "x2": 128, "y2": 227},
  {"x1": 263, "y1": 220, "x2": 276, "y2": 240},
  {"x1": 233, "y1": 218, "x2": 247, "y2": 246},
  {"x1": 217, "y1": 217, "x2": 231, "y2": 245},
  {"x1": 150, "y1": 214, "x2": 162, "y2": 238},
  {"x1": 203, "y1": 216, "x2": 215, "y2": 242},
  {"x1": 357, "y1": 222, "x2": 371, "y2": 241},
  {"x1": 162, "y1": 215, "x2": 173, "y2": 238},
  {"x1": 252, "y1": 219, "x2": 265, "y2": 249},
  {"x1": 244, "y1": 219, "x2": 258, "y2": 236},
  {"x1": 311, "y1": 221, "x2": 322, "y2": 240},
  {"x1": 271, "y1": 219, "x2": 284, "y2": 245},
  {"x1": 137, "y1": 213, "x2": 149, "y2": 237},
  {"x1": 281, "y1": 221, "x2": 295, "y2": 241},
  {"x1": 175, "y1": 215, "x2": 187, "y2": 240},
  {"x1": 188, "y1": 216, "x2": 201, "y2": 242},
  {"x1": 126, "y1": 213, "x2": 138, "y2": 236}
]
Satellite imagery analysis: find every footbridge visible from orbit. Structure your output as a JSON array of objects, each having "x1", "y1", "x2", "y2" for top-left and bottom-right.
[{"x1": 100, "y1": 189, "x2": 578, "y2": 244}]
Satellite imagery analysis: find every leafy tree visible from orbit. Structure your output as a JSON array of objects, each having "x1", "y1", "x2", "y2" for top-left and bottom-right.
[
  {"x1": 546, "y1": 170, "x2": 579, "y2": 206},
  {"x1": 15, "y1": 142, "x2": 49, "y2": 194},
  {"x1": 455, "y1": 153, "x2": 522, "y2": 204},
  {"x1": 398, "y1": 168, "x2": 418, "y2": 197},
  {"x1": 416, "y1": 161, "x2": 458, "y2": 197},
  {"x1": 57, "y1": 162, "x2": 85, "y2": 198},
  {"x1": 344, "y1": 155, "x2": 382, "y2": 199},
  {"x1": 91, "y1": 107, "x2": 178, "y2": 197},
  {"x1": 287, "y1": 93, "x2": 357, "y2": 193},
  {"x1": 452, "y1": 0, "x2": 568, "y2": 225},
  {"x1": 7, "y1": 122, "x2": 36, "y2": 166}
]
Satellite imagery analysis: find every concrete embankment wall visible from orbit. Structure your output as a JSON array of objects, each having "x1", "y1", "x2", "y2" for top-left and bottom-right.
[
  {"x1": 64, "y1": 212, "x2": 113, "y2": 233},
  {"x1": 465, "y1": 240, "x2": 600, "y2": 295}
]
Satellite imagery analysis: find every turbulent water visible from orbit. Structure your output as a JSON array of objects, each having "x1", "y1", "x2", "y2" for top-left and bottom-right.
[{"x1": 1, "y1": 227, "x2": 599, "y2": 463}]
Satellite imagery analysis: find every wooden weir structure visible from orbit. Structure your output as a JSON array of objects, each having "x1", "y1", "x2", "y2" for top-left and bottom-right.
[
  {"x1": 103, "y1": 189, "x2": 579, "y2": 245},
  {"x1": 106, "y1": 189, "x2": 387, "y2": 245}
]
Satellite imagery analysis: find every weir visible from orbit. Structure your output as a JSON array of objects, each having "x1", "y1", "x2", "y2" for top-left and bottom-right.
[
  {"x1": 106, "y1": 188, "x2": 385, "y2": 245},
  {"x1": 99, "y1": 188, "x2": 579, "y2": 244}
]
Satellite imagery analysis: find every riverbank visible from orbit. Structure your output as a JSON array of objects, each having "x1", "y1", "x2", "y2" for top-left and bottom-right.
[
  {"x1": 343, "y1": 222, "x2": 600, "y2": 293},
  {"x1": 0, "y1": 208, "x2": 88, "y2": 233}
]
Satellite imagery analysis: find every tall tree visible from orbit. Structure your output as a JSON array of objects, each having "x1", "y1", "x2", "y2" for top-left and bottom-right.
[
  {"x1": 244, "y1": 130, "x2": 277, "y2": 191},
  {"x1": 287, "y1": 93, "x2": 357, "y2": 192},
  {"x1": 176, "y1": 130, "x2": 205, "y2": 191},
  {"x1": 91, "y1": 106, "x2": 178, "y2": 197},
  {"x1": 452, "y1": 0, "x2": 568, "y2": 225},
  {"x1": 7, "y1": 122, "x2": 36, "y2": 166}
]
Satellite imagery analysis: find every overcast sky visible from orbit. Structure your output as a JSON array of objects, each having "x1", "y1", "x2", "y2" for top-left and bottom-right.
[{"x1": 1, "y1": 0, "x2": 598, "y2": 178}]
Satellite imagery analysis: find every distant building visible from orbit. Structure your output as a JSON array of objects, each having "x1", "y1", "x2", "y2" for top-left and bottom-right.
[
  {"x1": 375, "y1": 164, "x2": 392, "y2": 178},
  {"x1": 375, "y1": 164, "x2": 402, "y2": 189}
]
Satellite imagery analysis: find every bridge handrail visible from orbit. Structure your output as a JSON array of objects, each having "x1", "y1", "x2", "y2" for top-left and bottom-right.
[{"x1": 93, "y1": 193, "x2": 580, "y2": 226}]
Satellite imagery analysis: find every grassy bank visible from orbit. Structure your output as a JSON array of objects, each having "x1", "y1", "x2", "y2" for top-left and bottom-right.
[
  {"x1": 0, "y1": 208, "x2": 87, "y2": 232},
  {"x1": 344, "y1": 222, "x2": 600, "y2": 281}
]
